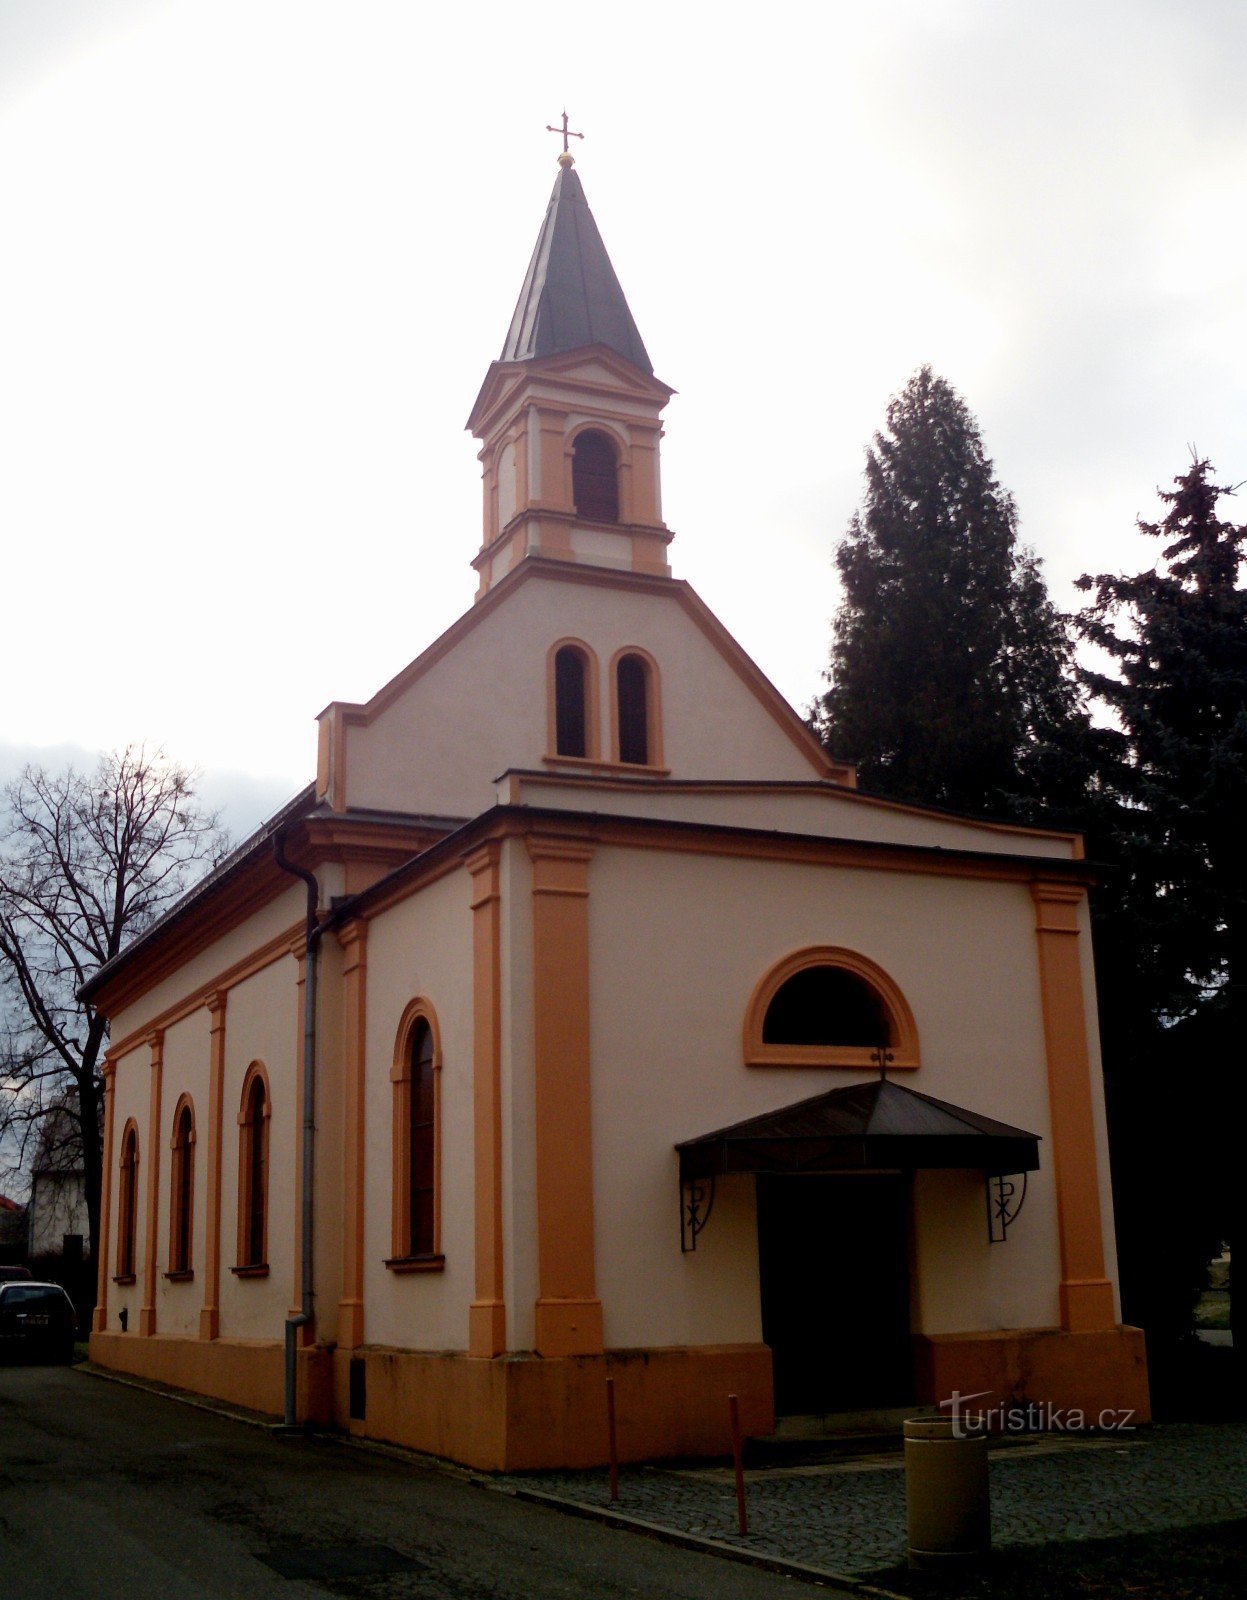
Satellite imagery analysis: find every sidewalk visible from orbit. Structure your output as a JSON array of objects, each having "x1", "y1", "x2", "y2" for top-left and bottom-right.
[{"x1": 496, "y1": 1422, "x2": 1247, "y2": 1579}]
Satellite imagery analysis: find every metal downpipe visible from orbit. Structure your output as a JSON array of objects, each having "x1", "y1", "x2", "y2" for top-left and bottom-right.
[{"x1": 273, "y1": 828, "x2": 321, "y2": 1429}]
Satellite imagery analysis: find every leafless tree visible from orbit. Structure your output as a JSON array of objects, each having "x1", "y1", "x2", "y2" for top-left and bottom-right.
[{"x1": 0, "y1": 748, "x2": 227, "y2": 1265}]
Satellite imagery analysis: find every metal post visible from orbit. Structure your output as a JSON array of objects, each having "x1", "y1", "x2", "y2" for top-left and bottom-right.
[
  {"x1": 606, "y1": 1376, "x2": 619, "y2": 1502},
  {"x1": 729, "y1": 1393, "x2": 747, "y2": 1535}
]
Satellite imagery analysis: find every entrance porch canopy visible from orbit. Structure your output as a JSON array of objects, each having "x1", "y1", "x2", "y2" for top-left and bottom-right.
[{"x1": 676, "y1": 1078, "x2": 1040, "y2": 1182}]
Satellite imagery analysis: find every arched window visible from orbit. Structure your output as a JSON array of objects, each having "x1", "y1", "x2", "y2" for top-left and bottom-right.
[
  {"x1": 744, "y1": 948, "x2": 920, "y2": 1070},
  {"x1": 115, "y1": 1122, "x2": 139, "y2": 1283},
  {"x1": 571, "y1": 429, "x2": 619, "y2": 523},
  {"x1": 236, "y1": 1065, "x2": 270, "y2": 1273},
  {"x1": 167, "y1": 1098, "x2": 195, "y2": 1277},
  {"x1": 763, "y1": 966, "x2": 890, "y2": 1048},
  {"x1": 554, "y1": 645, "x2": 589, "y2": 758},
  {"x1": 388, "y1": 1002, "x2": 444, "y2": 1270},
  {"x1": 615, "y1": 651, "x2": 651, "y2": 766}
]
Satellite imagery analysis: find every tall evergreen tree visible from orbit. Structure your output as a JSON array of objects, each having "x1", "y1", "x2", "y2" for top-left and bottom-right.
[
  {"x1": 1077, "y1": 457, "x2": 1247, "y2": 1367},
  {"x1": 816, "y1": 366, "x2": 1084, "y2": 816}
]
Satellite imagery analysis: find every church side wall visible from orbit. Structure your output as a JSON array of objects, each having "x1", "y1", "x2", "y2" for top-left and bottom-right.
[
  {"x1": 152, "y1": 1008, "x2": 211, "y2": 1338},
  {"x1": 583, "y1": 843, "x2": 1066, "y2": 1351},
  {"x1": 103, "y1": 884, "x2": 307, "y2": 1053},
  {"x1": 360, "y1": 868, "x2": 475, "y2": 1352},
  {"x1": 217, "y1": 956, "x2": 301, "y2": 1340}
]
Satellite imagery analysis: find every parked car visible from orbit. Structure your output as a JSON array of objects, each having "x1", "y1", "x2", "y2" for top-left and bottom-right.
[
  {"x1": 0, "y1": 1281, "x2": 76, "y2": 1363},
  {"x1": 0, "y1": 1265, "x2": 32, "y2": 1283}
]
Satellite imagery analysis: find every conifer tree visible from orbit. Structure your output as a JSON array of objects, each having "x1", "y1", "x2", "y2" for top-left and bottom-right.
[
  {"x1": 816, "y1": 366, "x2": 1084, "y2": 817},
  {"x1": 1077, "y1": 457, "x2": 1247, "y2": 1362}
]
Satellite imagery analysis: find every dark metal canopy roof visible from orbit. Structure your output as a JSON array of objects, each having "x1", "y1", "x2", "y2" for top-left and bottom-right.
[
  {"x1": 500, "y1": 162, "x2": 653, "y2": 374},
  {"x1": 676, "y1": 1079, "x2": 1040, "y2": 1181}
]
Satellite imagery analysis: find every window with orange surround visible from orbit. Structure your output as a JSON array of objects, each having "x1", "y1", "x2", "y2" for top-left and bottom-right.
[
  {"x1": 387, "y1": 1001, "x2": 444, "y2": 1272},
  {"x1": 744, "y1": 947, "x2": 920, "y2": 1070},
  {"x1": 571, "y1": 428, "x2": 619, "y2": 522},
  {"x1": 114, "y1": 1121, "x2": 139, "y2": 1284},
  {"x1": 611, "y1": 648, "x2": 663, "y2": 768},
  {"x1": 167, "y1": 1097, "x2": 195, "y2": 1278},
  {"x1": 234, "y1": 1064, "x2": 270, "y2": 1275}
]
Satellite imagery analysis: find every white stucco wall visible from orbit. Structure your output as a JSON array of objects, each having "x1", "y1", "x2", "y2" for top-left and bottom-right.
[
  {"x1": 360, "y1": 867, "x2": 475, "y2": 1351},
  {"x1": 342, "y1": 571, "x2": 822, "y2": 820},
  {"x1": 152, "y1": 1008, "x2": 212, "y2": 1337},
  {"x1": 581, "y1": 843, "x2": 1071, "y2": 1350},
  {"x1": 217, "y1": 954, "x2": 300, "y2": 1340}
]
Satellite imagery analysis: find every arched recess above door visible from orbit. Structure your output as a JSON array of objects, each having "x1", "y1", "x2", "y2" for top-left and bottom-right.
[{"x1": 743, "y1": 946, "x2": 920, "y2": 1070}]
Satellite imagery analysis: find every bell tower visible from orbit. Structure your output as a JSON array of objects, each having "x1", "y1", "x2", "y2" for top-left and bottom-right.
[{"x1": 466, "y1": 145, "x2": 675, "y2": 598}]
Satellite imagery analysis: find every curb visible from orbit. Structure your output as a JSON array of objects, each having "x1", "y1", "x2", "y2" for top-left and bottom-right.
[
  {"x1": 75, "y1": 1362, "x2": 904, "y2": 1597},
  {"x1": 501, "y1": 1484, "x2": 908, "y2": 1598}
]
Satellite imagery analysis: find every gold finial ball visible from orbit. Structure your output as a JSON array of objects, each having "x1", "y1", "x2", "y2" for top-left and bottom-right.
[{"x1": 558, "y1": 150, "x2": 576, "y2": 168}]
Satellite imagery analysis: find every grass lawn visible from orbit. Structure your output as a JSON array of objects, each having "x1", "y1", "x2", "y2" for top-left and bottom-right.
[{"x1": 867, "y1": 1519, "x2": 1247, "y2": 1599}]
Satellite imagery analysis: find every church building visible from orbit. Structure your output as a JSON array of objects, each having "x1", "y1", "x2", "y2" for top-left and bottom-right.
[{"x1": 85, "y1": 146, "x2": 1149, "y2": 1468}]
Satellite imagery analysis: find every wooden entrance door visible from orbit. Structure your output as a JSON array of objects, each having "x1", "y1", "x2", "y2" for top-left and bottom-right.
[{"x1": 757, "y1": 1173, "x2": 913, "y2": 1416}]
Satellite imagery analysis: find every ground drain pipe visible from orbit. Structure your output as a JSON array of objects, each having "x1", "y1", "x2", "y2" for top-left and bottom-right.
[{"x1": 273, "y1": 828, "x2": 322, "y2": 1429}]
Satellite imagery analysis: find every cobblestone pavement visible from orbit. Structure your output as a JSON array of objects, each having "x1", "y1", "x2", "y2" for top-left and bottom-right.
[{"x1": 497, "y1": 1423, "x2": 1247, "y2": 1577}]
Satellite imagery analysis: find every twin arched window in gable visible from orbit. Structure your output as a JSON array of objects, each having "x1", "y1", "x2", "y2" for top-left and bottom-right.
[
  {"x1": 744, "y1": 947, "x2": 920, "y2": 1070},
  {"x1": 115, "y1": 1121, "x2": 140, "y2": 1283},
  {"x1": 549, "y1": 640, "x2": 662, "y2": 768},
  {"x1": 388, "y1": 1000, "x2": 444, "y2": 1271},
  {"x1": 235, "y1": 1063, "x2": 271, "y2": 1274},
  {"x1": 167, "y1": 1097, "x2": 196, "y2": 1279}
]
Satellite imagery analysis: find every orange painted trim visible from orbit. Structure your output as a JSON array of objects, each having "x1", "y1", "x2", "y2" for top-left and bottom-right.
[
  {"x1": 1031, "y1": 882, "x2": 1115, "y2": 1332},
  {"x1": 200, "y1": 993, "x2": 227, "y2": 1341},
  {"x1": 466, "y1": 842, "x2": 506, "y2": 1356},
  {"x1": 139, "y1": 1032, "x2": 164, "y2": 1336},
  {"x1": 527, "y1": 833, "x2": 602, "y2": 1357},
  {"x1": 89, "y1": 817, "x2": 437, "y2": 1023},
  {"x1": 743, "y1": 945, "x2": 921, "y2": 1070},
  {"x1": 103, "y1": 923, "x2": 302, "y2": 1053},
  {"x1": 289, "y1": 947, "x2": 308, "y2": 1330},
  {"x1": 545, "y1": 637, "x2": 602, "y2": 763},
  {"x1": 116, "y1": 1119, "x2": 141, "y2": 1284},
  {"x1": 338, "y1": 919, "x2": 368, "y2": 1350},
  {"x1": 503, "y1": 768, "x2": 1082, "y2": 855},
  {"x1": 539, "y1": 754, "x2": 672, "y2": 778},
  {"x1": 467, "y1": 345, "x2": 674, "y2": 439},
  {"x1": 389, "y1": 997, "x2": 444, "y2": 1262},
  {"x1": 167, "y1": 1093, "x2": 197, "y2": 1276},
  {"x1": 607, "y1": 645, "x2": 665, "y2": 769},
  {"x1": 92, "y1": 1060, "x2": 118, "y2": 1333},
  {"x1": 914, "y1": 1326, "x2": 1150, "y2": 1423},
  {"x1": 235, "y1": 1061, "x2": 272, "y2": 1272}
]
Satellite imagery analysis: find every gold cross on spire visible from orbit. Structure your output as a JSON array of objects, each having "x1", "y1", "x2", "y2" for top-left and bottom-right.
[{"x1": 546, "y1": 110, "x2": 585, "y2": 166}]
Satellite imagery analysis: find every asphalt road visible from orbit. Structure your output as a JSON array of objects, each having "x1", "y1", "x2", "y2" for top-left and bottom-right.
[{"x1": 0, "y1": 1363, "x2": 840, "y2": 1600}]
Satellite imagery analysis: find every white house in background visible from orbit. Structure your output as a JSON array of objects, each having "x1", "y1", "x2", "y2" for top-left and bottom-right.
[
  {"x1": 27, "y1": 1167, "x2": 88, "y2": 1260},
  {"x1": 84, "y1": 150, "x2": 1149, "y2": 1469}
]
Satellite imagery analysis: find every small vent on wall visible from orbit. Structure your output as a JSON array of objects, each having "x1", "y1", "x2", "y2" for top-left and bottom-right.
[{"x1": 349, "y1": 1356, "x2": 367, "y2": 1421}]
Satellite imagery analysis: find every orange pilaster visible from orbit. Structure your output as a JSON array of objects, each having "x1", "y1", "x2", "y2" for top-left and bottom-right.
[
  {"x1": 1032, "y1": 882, "x2": 1116, "y2": 1332},
  {"x1": 139, "y1": 1031, "x2": 164, "y2": 1337},
  {"x1": 338, "y1": 919, "x2": 368, "y2": 1351},
  {"x1": 527, "y1": 834, "x2": 602, "y2": 1356},
  {"x1": 199, "y1": 992, "x2": 227, "y2": 1340},
  {"x1": 467, "y1": 843, "x2": 507, "y2": 1357},
  {"x1": 288, "y1": 939, "x2": 312, "y2": 1341},
  {"x1": 91, "y1": 1059, "x2": 118, "y2": 1333}
]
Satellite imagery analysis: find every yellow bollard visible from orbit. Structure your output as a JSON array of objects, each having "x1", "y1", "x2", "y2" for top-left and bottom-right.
[{"x1": 904, "y1": 1416, "x2": 990, "y2": 1567}]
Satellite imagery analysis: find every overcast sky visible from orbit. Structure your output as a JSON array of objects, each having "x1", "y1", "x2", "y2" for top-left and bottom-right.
[{"x1": 2, "y1": 0, "x2": 1245, "y2": 838}]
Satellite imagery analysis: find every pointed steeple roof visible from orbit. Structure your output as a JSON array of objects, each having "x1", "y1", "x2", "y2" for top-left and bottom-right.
[{"x1": 500, "y1": 159, "x2": 653, "y2": 374}]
